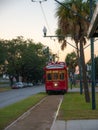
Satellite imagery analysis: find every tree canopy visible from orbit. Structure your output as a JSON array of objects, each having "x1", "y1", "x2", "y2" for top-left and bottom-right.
[
  {"x1": 55, "y1": 0, "x2": 96, "y2": 102},
  {"x1": 0, "y1": 36, "x2": 50, "y2": 84}
]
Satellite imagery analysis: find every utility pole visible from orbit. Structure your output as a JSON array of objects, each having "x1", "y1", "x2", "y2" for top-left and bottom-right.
[{"x1": 90, "y1": 0, "x2": 96, "y2": 110}]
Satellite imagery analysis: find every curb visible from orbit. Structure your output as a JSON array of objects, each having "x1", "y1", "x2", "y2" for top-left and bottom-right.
[
  {"x1": 4, "y1": 97, "x2": 47, "y2": 130},
  {"x1": 50, "y1": 96, "x2": 63, "y2": 130}
]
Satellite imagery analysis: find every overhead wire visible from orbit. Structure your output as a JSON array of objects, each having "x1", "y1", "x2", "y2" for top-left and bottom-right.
[
  {"x1": 40, "y1": 2, "x2": 60, "y2": 61},
  {"x1": 39, "y1": 1, "x2": 52, "y2": 35},
  {"x1": 31, "y1": 0, "x2": 51, "y2": 34},
  {"x1": 37, "y1": 1, "x2": 60, "y2": 61}
]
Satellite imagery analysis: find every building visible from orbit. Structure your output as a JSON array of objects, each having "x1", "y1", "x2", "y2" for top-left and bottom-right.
[{"x1": 88, "y1": 3, "x2": 98, "y2": 37}]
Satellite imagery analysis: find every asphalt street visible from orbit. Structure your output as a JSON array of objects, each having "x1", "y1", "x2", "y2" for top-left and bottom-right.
[{"x1": 0, "y1": 85, "x2": 45, "y2": 108}]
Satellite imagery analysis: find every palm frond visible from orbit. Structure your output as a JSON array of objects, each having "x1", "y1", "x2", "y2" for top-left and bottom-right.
[{"x1": 61, "y1": 40, "x2": 67, "y2": 50}]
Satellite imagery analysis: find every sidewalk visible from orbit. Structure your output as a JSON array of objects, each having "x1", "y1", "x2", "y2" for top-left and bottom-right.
[{"x1": 51, "y1": 120, "x2": 98, "y2": 130}]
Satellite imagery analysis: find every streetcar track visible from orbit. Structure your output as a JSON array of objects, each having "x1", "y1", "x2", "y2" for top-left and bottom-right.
[
  {"x1": 4, "y1": 96, "x2": 47, "y2": 130},
  {"x1": 5, "y1": 95, "x2": 63, "y2": 130}
]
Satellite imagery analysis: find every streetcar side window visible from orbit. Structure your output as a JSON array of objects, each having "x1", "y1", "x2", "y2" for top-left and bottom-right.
[
  {"x1": 60, "y1": 73, "x2": 64, "y2": 80},
  {"x1": 47, "y1": 73, "x2": 52, "y2": 80}
]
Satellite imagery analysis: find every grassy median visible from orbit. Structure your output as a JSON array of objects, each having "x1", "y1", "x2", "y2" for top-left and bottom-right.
[
  {"x1": 0, "y1": 87, "x2": 11, "y2": 92},
  {"x1": 58, "y1": 92, "x2": 98, "y2": 120},
  {"x1": 0, "y1": 92, "x2": 46, "y2": 130}
]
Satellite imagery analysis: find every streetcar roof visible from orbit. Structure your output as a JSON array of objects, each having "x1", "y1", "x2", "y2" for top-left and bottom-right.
[
  {"x1": 46, "y1": 65, "x2": 65, "y2": 69},
  {"x1": 44, "y1": 62, "x2": 67, "y2": 70}
]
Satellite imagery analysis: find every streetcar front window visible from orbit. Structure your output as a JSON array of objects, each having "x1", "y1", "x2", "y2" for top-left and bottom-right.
[
  {"x1": 46, "y1": 70, "x2": 66, "y2": 81},
  {"x1": 53, "y1": 70, "x2": 59, "y2": 80},
  {"x1": 54, "y1": 73, "x2": 58, "y2": 80}
]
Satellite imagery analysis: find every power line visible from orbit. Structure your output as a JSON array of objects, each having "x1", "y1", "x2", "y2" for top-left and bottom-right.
[
  {"x1": 31, "y1": 0, "x2": 52, "y2": 35},
  {"x1": 39, "y1": 2, "x2": 52, "y2": 35},
  {"x1": 31, "y1": 0, "x2": 47, "y2": 3}
]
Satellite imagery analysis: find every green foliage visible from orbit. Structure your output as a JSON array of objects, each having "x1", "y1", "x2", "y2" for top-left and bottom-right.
[
  {"x1": 55, "y1": 0, "x2": 96, "y2": 49},
  {"x1": 0, "y1": 41, "x2": 7, "y2": 64},
  {"x1": 65, "y1": 51, "x2": 78, "y2": 74},
  {"x1": 55, "y1": 0, "x2": 96, "y2": 103},
  {"x1": 0, "y1": 37, "x2": 49, "y2": 82}
]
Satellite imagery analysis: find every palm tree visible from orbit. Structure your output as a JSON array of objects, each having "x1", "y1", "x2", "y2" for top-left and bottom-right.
[
  {"x1": 66, "y1": 51, "x2": 78, "y2": 76},
  {"x1": 55, "y1": 0, "x2": 96, "y2": 102},
  {"x1": 66, "y1": 51, "x2": 78, "y2": 88}
]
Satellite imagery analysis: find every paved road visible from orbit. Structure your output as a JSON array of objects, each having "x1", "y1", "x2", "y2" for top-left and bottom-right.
[
  {"x1": 0, "y1": 85, "x2": 45, "y2": 108},
  {"x1": 1, "y1": 85, "x2": 98, "y2": 109}
]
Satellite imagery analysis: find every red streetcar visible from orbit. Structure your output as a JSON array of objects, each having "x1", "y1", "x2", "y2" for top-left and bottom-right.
[{"x1": 44, "y1": 62, "x2": 68, "y2": 94}]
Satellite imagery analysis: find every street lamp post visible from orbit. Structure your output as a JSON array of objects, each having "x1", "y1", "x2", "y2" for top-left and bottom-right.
[
  {"x1": 90, "y1": 0, "x2": 96, "y2": 110},
  {"x1": 43, "y1": 26, "x2": 47, "y2": 37},
  {"x1": 43, "y1": 26, "x2": 80, "y2": 50}
]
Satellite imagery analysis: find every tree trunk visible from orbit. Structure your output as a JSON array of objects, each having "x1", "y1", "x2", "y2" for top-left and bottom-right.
[
  {"x1": 75, "y1": 42, "x2": 83, "y2": 94},
  {"x1": 80, "y1": 39, "x2": 90, "y2": 102}
]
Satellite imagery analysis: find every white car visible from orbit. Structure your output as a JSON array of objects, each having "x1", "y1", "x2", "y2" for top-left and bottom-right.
[{"x1": 12, "y1": 82, "x2": 24, "y2": 89}]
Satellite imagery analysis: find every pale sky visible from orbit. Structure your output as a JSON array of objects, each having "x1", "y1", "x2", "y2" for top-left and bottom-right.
[{"x1": 0, "y1": 0, "x2": 98, "y2": 62}]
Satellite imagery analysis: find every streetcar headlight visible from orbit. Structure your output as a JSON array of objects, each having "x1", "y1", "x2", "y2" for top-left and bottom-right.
[{"x1": 54, "y1": 83, "x2": 58, "y2": 87}]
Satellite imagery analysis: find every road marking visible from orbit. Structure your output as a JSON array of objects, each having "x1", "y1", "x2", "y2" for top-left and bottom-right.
[{"x1": 50, "y1": 95, "x2": 63, "y2": 130}]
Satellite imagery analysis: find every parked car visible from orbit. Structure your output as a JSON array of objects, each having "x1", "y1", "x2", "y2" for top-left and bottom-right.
[
  {"x1": 23, "y1": 82, "x2": 28, "y2": 87},
  {"x1": 12, "y1": 82, "x2": 24, "y2": 89},
  {"x1": 22, "y1": 82, "x2": 33, "y2": 87},
  {"x1": 27, "y1": 83, "x2": 33, "y2": 87}
]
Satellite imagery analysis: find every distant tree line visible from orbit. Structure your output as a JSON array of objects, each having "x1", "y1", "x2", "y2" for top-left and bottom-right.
[
  {"x1": 0, "y1": 36, "x2": 50, "y2": 85},
  {"x1": 65, "y1": 51, "x2": 98, "y2": 84}
]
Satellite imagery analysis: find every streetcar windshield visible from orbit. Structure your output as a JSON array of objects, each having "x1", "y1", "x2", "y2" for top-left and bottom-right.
[
  {"x1": 46, "y1": 70, "x2": 65, "y2": 81},
  {"x1": 53, "y1": 71, "x2": 58, "y2": 80}
]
